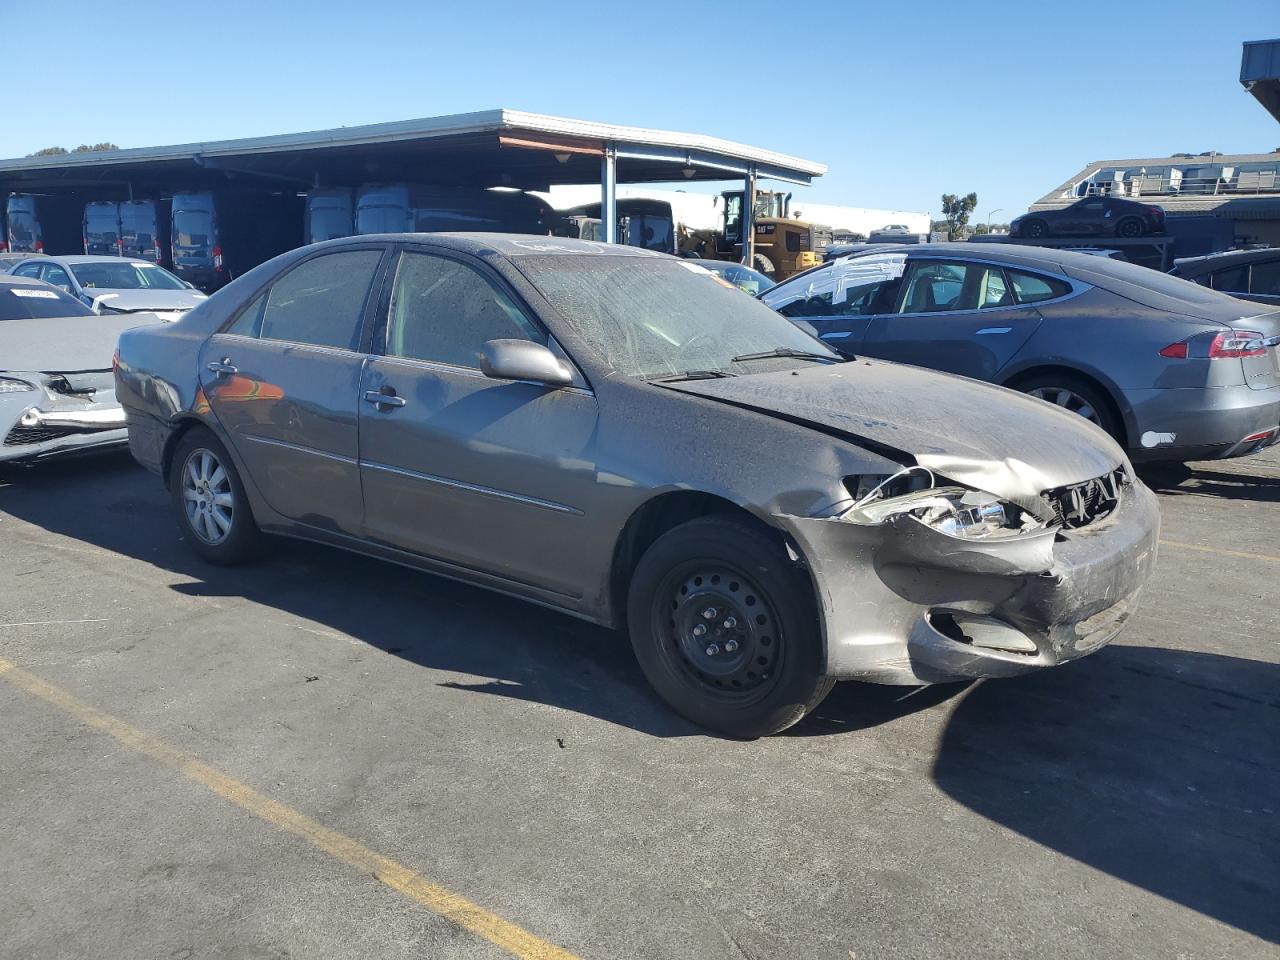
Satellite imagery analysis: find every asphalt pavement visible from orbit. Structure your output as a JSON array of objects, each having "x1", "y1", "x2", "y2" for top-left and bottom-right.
[{"x1": 1, "y1": 447, "x2": 1276, "y2": 959}]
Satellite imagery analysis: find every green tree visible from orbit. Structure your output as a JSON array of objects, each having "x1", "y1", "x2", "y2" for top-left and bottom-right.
[
  {"x1": 27, "y1": 142, "x2": 118, "y2": 157},
  {"x1": 940, "y1": 192, "x2": 978, "y2": 241}
]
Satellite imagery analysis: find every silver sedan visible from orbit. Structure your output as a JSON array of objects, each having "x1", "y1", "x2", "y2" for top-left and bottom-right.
[{"x1": 115, "y1": 234, "x2": 1160, "y2": 737}]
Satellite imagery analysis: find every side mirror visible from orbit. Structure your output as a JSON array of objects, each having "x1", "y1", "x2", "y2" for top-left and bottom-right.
[{"x1": 480, "y1": 339, "x2": 573, "y2": 388}]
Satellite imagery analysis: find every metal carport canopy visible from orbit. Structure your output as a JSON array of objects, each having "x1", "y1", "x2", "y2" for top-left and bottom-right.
[{"x1": 0, "y1": 109, "x2": 826, "y2": 195}]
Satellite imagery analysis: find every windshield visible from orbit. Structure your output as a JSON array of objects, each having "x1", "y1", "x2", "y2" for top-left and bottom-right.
[
  {"x1": 71, "y1": 262, "x2": 187, "y2": 290},
  {"x1": 0, "y1": 283, "x2": 94, "y2": 320},
  {"x1": 518, "y1": 256, "x2": 837, "y2": 379}
]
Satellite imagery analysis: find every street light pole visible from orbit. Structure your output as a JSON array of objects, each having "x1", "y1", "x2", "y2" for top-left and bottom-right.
[{"x1": 986, "y1": 208, "x2": 1003, "y2": 234}]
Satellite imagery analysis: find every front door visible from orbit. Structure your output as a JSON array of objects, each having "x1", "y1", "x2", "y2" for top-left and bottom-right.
[
  {"x1": 763, "y1": 252, "x2": 906, "y2": 357},
  {"x1": 199, "y1": 246, "x2": 388, "y2": 537},
  {"x1": 861, "y1": 258, "x2": 1043, "y2": 381},
  {"x1": 358, "y1": 247, "x2": 599, "y2": 601}
]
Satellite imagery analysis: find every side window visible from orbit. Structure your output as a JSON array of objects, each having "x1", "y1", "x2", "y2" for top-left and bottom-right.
[
  {"x1": 227, "y1": 291, "x2": 267, "y2": 337},
  {"x1": 42, "y1": 265, "x2": 72, "y2": 290},
  {"x1": 1209, "y1": 264, "x2": 1249, "y2": 293},
  {"x1": 385, "y1": 251, "x2": 544, "y2": 367},
  {"x1": 12, "y1": 262, "x2": 41, "y2": 279},
  {"x1": 1007, "y1": 268, "x2": 1071, "y2": 304},
  {"x1": 899, "y1": 262, "x2": 969, "y2": 313},
  {"x1": 977, "y1": 267, "x2": 1011, "y2": 307},
  {"x1": 1247, "y1": 260, "x2": 1280, "y2": 296},
  {"x1": 258, "y1": 250, "x2": 382, "y2": 350}
]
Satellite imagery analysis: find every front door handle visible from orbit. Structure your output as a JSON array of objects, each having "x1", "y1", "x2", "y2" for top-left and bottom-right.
[
  {"x1": 207, "y1": 359, "x2": 238, "y2": 376},
  {"x1": 363, "y1": 388, "x2": 406, "y2": 409}
]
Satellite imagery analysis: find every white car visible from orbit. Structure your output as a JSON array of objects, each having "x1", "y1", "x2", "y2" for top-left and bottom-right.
[{"x1": 8, "y1": 255, "x2": 207, "y2": 322}]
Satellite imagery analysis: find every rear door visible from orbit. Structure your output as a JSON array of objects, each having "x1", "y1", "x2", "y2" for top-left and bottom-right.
[
  {"x1": 860, "y1": 258, "x2": 1046, "y2": 380},
  {"x1": 357, "y1": 246, "x2": 599, "y2": 601},
  {"x1": 199, "y1": 245, "x2": 389, "y2": 536},
  {"x1": 760, "y1": 253, "x2": 906, "y2": 356}
]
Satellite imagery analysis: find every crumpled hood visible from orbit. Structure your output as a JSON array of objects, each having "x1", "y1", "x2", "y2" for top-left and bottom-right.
[
  {"x1": 661, "y1": 360, "x2": 1127, "y2": 507},
  {"x1": 0, "y1": 313, "x2": 159, "y2": 372},
  {"x1": 90, "y1": 288, "x2": 206, "y2": 312}
]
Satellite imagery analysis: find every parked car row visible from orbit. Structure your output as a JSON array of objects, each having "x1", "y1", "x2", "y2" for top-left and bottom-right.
[{"x1": 7, "y1": 231, "x2": 1277, "y2": 738}]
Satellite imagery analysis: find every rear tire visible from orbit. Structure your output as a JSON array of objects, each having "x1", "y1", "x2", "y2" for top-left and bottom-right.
[
  {"x1": 1015, "y1": 373, "x2": 1124, "y2": 445},
  {"x1": 626, "y1": 516, "x2": 833, "y2": 738},
  {"x1": 1024, "y1": 219, "x2": 1048, "y2": 239},
  {"x1": 169, "y1": 426, "x2": 262, "y2": 565}
]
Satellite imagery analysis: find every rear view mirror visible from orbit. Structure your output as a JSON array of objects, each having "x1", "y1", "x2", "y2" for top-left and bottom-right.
[{"x1": 480, "y1": 339, "x2": 573, "y2": 388}]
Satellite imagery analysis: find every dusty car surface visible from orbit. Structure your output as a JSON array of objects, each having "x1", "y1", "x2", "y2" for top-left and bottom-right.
[
  {"x1": 762, "y1": 244, "x2": 1280, "y2": 463},
  {"x1": 0, "y1": 275, "x2": 148, "y2": 462},
  {"x1": 115, "y1": 234, "x2": 1160, "y2": 737},
  {"x1": 8, "y1": 255, "x2": 207, "y2": 321}
]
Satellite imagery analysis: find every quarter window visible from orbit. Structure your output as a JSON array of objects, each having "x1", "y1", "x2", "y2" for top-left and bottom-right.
[
  {"x1": 1006, "y1": 268, "x2": 1070, "y2": 304},
  {"x1": 257, "y1": 250, "x2": 382, "y2": 350},
  {"x1": 385, "y1": 251, "x2": 543, "y2": 367},
  {"x1": 1248, "y1": 259, "x2": 1280, "y2": 296},
  {"x1": 1209, "y1": 264, "x2": 1249, "y2": 294}
]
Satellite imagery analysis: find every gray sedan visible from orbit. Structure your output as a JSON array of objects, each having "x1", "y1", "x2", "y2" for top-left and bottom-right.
[
  {"x1": 0, "y1": 275, "x2": 142, "y2": 462},
  {"x1": 115, "y1": 234, "x2": 1159, "y2": 737},
  {"x1": 8, "y1": 255, "x2": 208, "y2": 321},
  {"x1": 762, "y1": 244, "x2": 1280, "y2": 462}
]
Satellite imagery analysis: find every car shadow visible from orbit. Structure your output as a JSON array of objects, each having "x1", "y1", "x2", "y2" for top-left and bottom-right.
[
  {"x1": 932, "y1": 646, "x2": 1280, "y2": 943},
  {"x1": 0, "y1": 453, "x2": 935, "y2": 741},
  {"x1": 1137, "y1": 461, "x2": 1280, "y2": 502}
]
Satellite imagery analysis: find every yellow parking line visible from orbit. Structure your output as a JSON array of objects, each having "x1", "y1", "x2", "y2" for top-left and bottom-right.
[
  {"x1": 1159, "y1": 539, "x2": 1280, "y2": 564},
  {"x1": 0, "y1": 658, "x2": 579, "y2": 960}
]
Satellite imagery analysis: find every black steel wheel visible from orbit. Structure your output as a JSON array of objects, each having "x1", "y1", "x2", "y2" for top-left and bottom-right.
[{"x1": 627, "y1": 516, "x2": 833, "y2": 738}]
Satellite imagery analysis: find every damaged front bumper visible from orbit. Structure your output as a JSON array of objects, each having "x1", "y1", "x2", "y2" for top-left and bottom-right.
[
  {"x1": 2, "y1": 392, "x2": 129, "y2": 463},
  {"x1": 780, "y1": 479, "x2": 1161, "y2": 684}
]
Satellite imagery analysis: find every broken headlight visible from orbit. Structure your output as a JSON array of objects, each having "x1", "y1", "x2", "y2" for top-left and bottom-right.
[
  {"x1": 0, "y1": 377, "x2": 36, "y2": 393},
  {"x1": 842, "y1": 486, "x2": 1043, "y2": 540}
]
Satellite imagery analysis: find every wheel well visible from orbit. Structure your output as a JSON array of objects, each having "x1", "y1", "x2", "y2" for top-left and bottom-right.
[
  {"x1": 609, "y1": 492, "x2": 775, "y2": 626},
  {"x1": 1002, "y1": 365, "x2": 1129, "y2": 444},
  {"x1": 160, "y1": 416, "x2": 207, "y2": 485}
]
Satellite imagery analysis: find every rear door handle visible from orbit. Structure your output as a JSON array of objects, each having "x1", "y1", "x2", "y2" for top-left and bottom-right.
[
  {"x1": 207, "y1": 359, "x2": 238, "y2": 376},
  {"x1": 363, "y1": 389, "x2": 406, "y2": 409}
]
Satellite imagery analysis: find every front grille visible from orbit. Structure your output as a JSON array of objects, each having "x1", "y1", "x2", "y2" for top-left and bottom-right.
[
  {"x1": 4, "y1": 426, "x2": 76, "y2": 446},
  {"x1": 1043, "y1": 468, "x2": 1126, "y2": 529}
]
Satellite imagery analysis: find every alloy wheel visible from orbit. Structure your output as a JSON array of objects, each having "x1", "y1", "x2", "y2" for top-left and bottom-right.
[
  {"x1": 1029, "y1": 386, "x2": 1103, "y2": 425},
  {"x1": 181, "y1": 448, "x2": 234, "y2": 545}
]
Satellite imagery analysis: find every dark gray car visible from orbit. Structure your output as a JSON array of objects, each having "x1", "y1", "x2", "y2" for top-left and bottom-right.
[
  {"x1": 1169, "y1": 247, "x2": 1280, "y2": 306},
  {"x1": 762, "y1": 244, "x2": 1280, "y2": 463},
  {"x1": 115, "y1": 234, "x2": 1159, "y2": 737}
]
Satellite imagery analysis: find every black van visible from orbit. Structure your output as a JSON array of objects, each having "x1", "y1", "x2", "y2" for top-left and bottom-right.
[
  {"x1": 171, "y1": 190, "x2": 302, "y2": 291},
  {"x1": 83, "y1": 201, "x2": 122, "y2": 255}
]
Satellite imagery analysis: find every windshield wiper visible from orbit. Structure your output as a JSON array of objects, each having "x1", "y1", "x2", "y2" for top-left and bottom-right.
[
  {"x1": 730, "y1": 347, "x2": 840, "y2": 363},
  {"x1": 650, "y1": 369, "x2": 737, "y2": 382}
]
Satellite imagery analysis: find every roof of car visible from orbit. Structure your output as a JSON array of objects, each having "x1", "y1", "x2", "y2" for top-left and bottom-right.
[
  {"x1": 0, "y1": 273, "x2": 57, "y2": 287},
  {"x1": 24, "y1": 255, "x2": 157, "y2": 266},
  {"x1": 316, "y1": 232, "x2": 667, "y2": 258},
  {"x1": 839, "y1": 241, "x2": 1072, "y2": 272},
  {"x1": 1171, "y1": 247, "x2": 1279, "y2": 275}
]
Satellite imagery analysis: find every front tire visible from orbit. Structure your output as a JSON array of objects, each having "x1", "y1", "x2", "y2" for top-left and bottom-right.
[
  {"x1": 1116, "y1": 217, "x2": 1145, "y2": 238},
  {"x1": 626, "y1": 516, "x2": 833, "y2": 738},
  {"x1": 170, "y1": 427, "x2": 262, "y2": 565},
  {"x1": 753, "y1": 252, "x2": 776, "y2": 280}
]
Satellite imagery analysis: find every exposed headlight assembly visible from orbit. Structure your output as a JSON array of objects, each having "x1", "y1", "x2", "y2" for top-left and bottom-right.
[
  {"x1": 0, "y1": 377, "x2": 36, "y2": 394},
  {"x1": 842, "y1": 484, "x2": 1044, "y2": 540}
]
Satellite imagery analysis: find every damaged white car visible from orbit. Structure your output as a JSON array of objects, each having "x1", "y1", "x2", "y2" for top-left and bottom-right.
[{"x1": 0, "y1": 276, "x2": 154, "y2": 463}]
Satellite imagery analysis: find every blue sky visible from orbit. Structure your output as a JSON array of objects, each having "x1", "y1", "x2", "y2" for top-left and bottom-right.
[{"x1": 1, "y1": 0, "x2": 1276, "y2": 221}]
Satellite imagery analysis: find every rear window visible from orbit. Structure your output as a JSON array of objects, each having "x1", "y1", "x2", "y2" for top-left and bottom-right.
[
  {"x1": 1060, "y1": 254, "x2": 1240, "y2": 315},
  {"x1": 0, "y1": 283, "x2": 94, "y2": 321}
]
